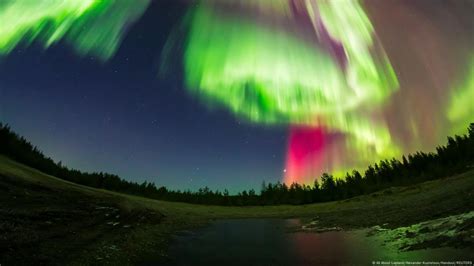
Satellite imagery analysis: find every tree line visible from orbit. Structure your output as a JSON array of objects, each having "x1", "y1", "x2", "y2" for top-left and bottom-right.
[{"x1": 1, "y1": 122, "x2": 473, "y2": 205}]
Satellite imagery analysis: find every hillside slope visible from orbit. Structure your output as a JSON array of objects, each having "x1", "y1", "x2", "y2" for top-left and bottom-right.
[{"x1": 0, "y1": 155, "x2": 473, "y2": 264}]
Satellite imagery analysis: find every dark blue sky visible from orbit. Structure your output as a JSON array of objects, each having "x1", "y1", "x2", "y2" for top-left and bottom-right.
[{"x1": 0, "y1": 2, "x2": 288, "y2": 192}]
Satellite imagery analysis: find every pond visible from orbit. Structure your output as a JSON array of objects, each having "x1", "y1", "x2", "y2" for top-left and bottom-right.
[{"x1": 151, "y1": 219, "x2": 473, "y2": 265}]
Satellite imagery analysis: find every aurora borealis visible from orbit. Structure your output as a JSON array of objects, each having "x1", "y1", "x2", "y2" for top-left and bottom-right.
[
  {"x1": 0, "y1": 0, "x2": 150, "y2": 60},
  {"x1": 183, "y1": 0, "x2": 400, "y2": 183},
  {"x1": 0, "y1": 0, "x2": 473, "y2": 189},
  {"x1": 448, "y1": 56, "x2": 474, "y2": 136},
  {"x1": 184, "y1": 0, "x2": 474, "y2": 184}
]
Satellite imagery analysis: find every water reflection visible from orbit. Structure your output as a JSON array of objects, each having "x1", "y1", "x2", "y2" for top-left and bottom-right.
[{"x1": 155, "y1": 219, "x2": 473, "y2": 266}]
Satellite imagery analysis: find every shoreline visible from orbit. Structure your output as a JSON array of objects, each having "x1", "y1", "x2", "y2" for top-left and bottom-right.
[{"x1": 1, "y1": 155, "x2": 473, "y2": 265}]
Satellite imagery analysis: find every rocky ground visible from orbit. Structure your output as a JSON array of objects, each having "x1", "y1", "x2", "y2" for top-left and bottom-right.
[{"x1": 368, "y1": 211, "x2": 474, "y2": 251}]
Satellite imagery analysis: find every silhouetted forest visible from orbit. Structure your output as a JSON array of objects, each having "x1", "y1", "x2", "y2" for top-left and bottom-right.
[{"x1": 1, "y1": 122, "x2": 473, "y2": 205}]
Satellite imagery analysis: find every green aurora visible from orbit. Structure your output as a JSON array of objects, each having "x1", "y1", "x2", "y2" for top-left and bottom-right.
[
  {"x1": 0, "y1": 0, "x2": 472, "y2": 183},
  {"x1": 448, "y1": 55, "x2": 474, "y2": 136},
  {"x1": 0, "y1": 0, "x2": 150, "y2": 61},
  {"x1": 184, "y1": 2, "x2": 402, "y2": 179},
  {"x1": 184, "y1": 4, "x2": 398, "y2": 125}
]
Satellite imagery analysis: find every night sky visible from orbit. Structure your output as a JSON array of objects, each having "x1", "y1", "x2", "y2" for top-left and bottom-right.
[
  {"x1": 0, "y1": 0, "x2": 473, "y2": 192},
  {"x1": 0, "y1": 1, "x2": 287, "y2": 192}
]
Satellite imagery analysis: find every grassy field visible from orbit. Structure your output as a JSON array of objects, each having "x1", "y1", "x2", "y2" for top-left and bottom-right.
[{"x1": 0, "y1": 155, "x2": 473, "y2": 265}]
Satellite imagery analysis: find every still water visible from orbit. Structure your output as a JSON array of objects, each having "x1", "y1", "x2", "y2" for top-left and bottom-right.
[{"x1": 156, "y1": 219, "x2": 472, "y2": 266}]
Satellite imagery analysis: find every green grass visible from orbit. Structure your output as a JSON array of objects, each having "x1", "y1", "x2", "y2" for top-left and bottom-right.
[{"x1": 0, "y1": 155, "x2": 473, "y2": 265}]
